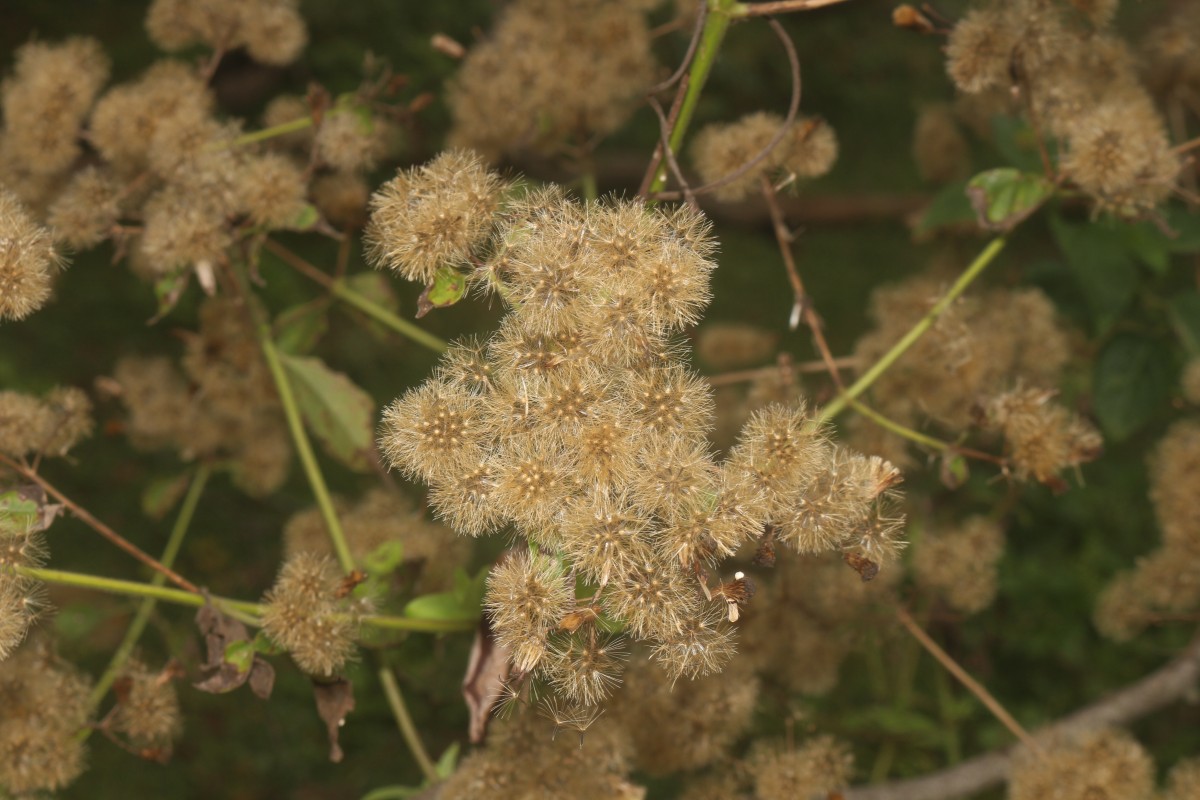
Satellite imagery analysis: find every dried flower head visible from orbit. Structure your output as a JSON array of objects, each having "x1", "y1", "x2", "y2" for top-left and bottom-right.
[
  {"x1": 261, "y1": 553, "x2": 357, "y2": 676},
  {"x1": 1009, "y1": 728, "x2": 1154, "y2": 800},
  {"x1": 986, "y1": 386, "x2": 1103, "y2": 487},
  {"x1": 0, "y1": 189, "x2": 63, "y2": 321},
  {"x1": 366, "y1": 150, "x2": 504, "y2": 285},
  {"x1": 912, "y1": 515, "x2": 1005, "y2": 614},
  {"x1": 111, "y1": 660, "x2": 183, "y2": 750},
  {"x1": 749, "y1": 735, "x2": 854, "y2": 800}
]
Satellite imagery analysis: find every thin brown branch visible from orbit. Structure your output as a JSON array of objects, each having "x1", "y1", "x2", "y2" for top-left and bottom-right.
[
  {"x1": 647, "y1": 1, "x2": 708, "y2": 95},
  {"x1": 654, "y1": 17, "x2": 801, "y2": 201},
  {"x1": 263, "y1": 238, "x2": 335, "y2": 288},
  {"x1": 639, "y1": 74, "x2": 691, "y2": 199},
  {"x1": 706, "y1": 356, "x2": 857, "y2": 386},
  {"x1": 846, "y1": 630, "x2": 1200, "y2": 800},
  {"x1": 896, "y1": 606, "x2": 1038, "y2": 752},
  {"x1": 0, "y1": 454, "x2": 201, "y2": 594},
  {"x1": 760, "y1": 176, "x2": 845, "y2": 390},
  {"x1": 648, "y1": 91, "x2": 699, "y2": 208},
  {"x1": 1172, "y1": 132, "x2": 1200, "y2": 155}
]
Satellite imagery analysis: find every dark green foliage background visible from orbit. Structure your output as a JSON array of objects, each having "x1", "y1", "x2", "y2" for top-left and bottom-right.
[{"x1": 2, "y1": 2, "x2": 1198, "y2": 798}]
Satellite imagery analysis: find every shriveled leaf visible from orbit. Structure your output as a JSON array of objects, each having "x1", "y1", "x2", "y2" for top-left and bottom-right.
[
  {"x1": 279, "y1": 354, "x2": 375, "y2": 472},
  {"x1": 416, "y1": 267, "x2": 468, "y2": 318},
  {"x1": 274, "y1": 300, "x2": 330, "y2": 355},
  {"x1": 313, "y1": 677, "x2": 355, "y2": 763},
  {"x1": 0, "y1": 485, "x2": 64, "y2": 533},
  {"x1": 140, "y1": 472, "x2": 191, "y2": 521},
  {"x1": 462, "y1": 615, "x2": 510, "y2": 744},
  {"x1": 194, "y1": 601, "x2": 253, "y2": 694},
  {"x1": 248, "y1": 659, "x2": 276, "y2": 700},
  {"x1": 1093, "y1": 334, "x2": 1172, "y2": 442},
  {"x1": 966, "y1": 168, "x2": 1054, "y2": 232}
]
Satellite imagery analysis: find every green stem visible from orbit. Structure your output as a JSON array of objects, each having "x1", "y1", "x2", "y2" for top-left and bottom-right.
[
  {"x1": 817, "y1": 237, "x2": 1006, "y2": 425},
  {"x1": 263, "y1": 238, "x2": 447, "y2": 353},
  {"x1": 229, "y1": 261, "x2": 357, "y2": 573},
  {"x1": 378, "y1": 664, "x2": 439, "y2": 783},
  {"x1": 231, "y1": 116, "x2": 313, "y2": 147},
  {"x1": 934, "y1": 659, "x2": 963, "y2": 765},
  {"x1": 19, "y1": 566, "x2": 476, "y2": 633},
  {"x1": 580, "y1": 171, "x2": 598, "y2": 203},
  {"x1": 87, "y1": 465, "x2": 211, "y2": 710},
  {"x1": 330, "y1": 278, "x2": 448, "y2": 353},
  {"x1": 258, "y1": 331, "x2": 357, "y2": 573},
  {"x1": 848, "y1": 399, "x2": 950, "y2": 452},
  {"x1": 647, "y1": 0, "x2": 738, "y2": 197}
]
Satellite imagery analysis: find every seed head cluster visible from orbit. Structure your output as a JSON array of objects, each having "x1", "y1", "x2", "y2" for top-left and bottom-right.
[
  {"x1": 145, "y1": 0, "x2": 307, "y2": 66},
  {"x1": 1095, "y1": 419, "x2": 1200, "y2": 641},
  {"x1": 114, "y1": 297, "x2": 291, "y2": 497},
  {"x1": 0, "y1": 516, "x2": 47, "y2": 662},
  {"x1": 447, "y1": 0, "x2": 656, "y2": 161},
  {"x1": 260, "y1": 553, "x2": 361, "y2": 677},
  {"x1": 691, "y1": 112, "x2": 840, "y2": 202},
  {"x1": 374, "y1": 152, "x2": 905, "y2": 715},
  {"x1": 0, "y1": 639, "x2": 92, "y2": 795},
  {"x1": 912, "y1": 515, "x2": 1005, "y2": 615},
  {"x1": 945, "y1": 0, "x2": 1180, "y2": 216},
  {"x1": 1008, "y1": 728, "x2": 1154, "y2": 800},
  {"x1": 0, "y1": 189, "x2": 62, "y2": 322},
  {"x1": 0, "y1": 385, "x2": 92, "y2": 460}
]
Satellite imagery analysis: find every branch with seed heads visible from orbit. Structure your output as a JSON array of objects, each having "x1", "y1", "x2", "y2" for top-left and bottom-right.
[{"x1": 16, "y1": 566, "x2": 475, "y2": 634}]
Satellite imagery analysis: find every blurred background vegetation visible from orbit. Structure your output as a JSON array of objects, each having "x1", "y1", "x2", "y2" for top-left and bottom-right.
[{"x1": 2, "y1": 1, "x2": 1198, "y2": 798}]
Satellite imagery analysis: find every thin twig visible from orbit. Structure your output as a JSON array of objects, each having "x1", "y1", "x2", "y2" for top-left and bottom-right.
[
  {"x1": 647, "y1": 1, "x2": 709, "y2": 95},
  {"x1": 895, "y1": 606, "x2": 1038, "y2": 752},
  {"x1": 706, "y1": 356, "x2": 857, "y2": 386},
  {"x1": 378, "y1": 664, "x2": 440, "y2": 783},
  {"x1": 0, "y1": 454, "x2": 201, "y2": 594},
  {"x1": 732, "y1": 0, "x2": 855, "y2": 15},
  {"x1": 648, "y1": 92, "x2": 699, "y2": 208},
  {"x1": 644, "y1": 0, "x2": 740, "y2": 199},
  {"x1": 654, "y1": 16, "x2": 802, "y2": 201},
  {"x1": 759, "y1": 175, "x2": 845, "y2": 393},
  {"x1": 639, "y1": 74, "x2": 691, "y2": 198}
]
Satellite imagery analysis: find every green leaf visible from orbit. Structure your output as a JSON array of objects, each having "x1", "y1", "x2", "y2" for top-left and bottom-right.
[
  {"x1": 435, "y1": 742, "x2": 460, "y2": 779},
  {"x1": 404, "y1": 568, "x2": 486, "y2": 622},
  {"x1": 416, "y1": 267, "x2": 468, "y2": 318},
  {"x1": 1163, "y1": 206, "x2": 1200, "y2": 253},
  {"x1": 915, "y1": 180, "x2": 976, "y2": 235},
  {"x1": 1168, "y1": 291, "x2": 1200, "y2": 355},
  {"x1": 1049, "y1": 215, "x2": 1138, "y2": 334},
  {"x1": 966, "y1": 168, "x2": 1054, "y2": 232},
  {"x1": 363, "y1": 540, "x2": 405, "y2": 575},
  {"x1": 224, "y1": 639, "x2": 256, "y2": 675},
  {"x1": 140, "y1": 471, "x2": 192, "y2": 520},
  {"x1": 285, "y1": 203, "x2": 321, "y2": 232},
  {"x1": 149, "y1": 267, "x2": 191, "y2": 324},
  {"x1": 1093, "y1": 334, "x2": 1172, "y2": 441},
  {"x1": 279, "y1": 354, "x2": 375, "y2": 472},
  {"x1": 274, "y1": 300, "x2": 330, "y2": 355}
]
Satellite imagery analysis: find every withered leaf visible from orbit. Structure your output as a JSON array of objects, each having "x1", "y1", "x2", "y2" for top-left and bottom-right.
[
  {"x1": 843, "y1": 551, "x2": 880, "y2": 583},
  {"x1": 462, "y1": 614, "x2": 510, "y2": 744},
  {"x1": 313, "y1": 677, "x2": 355, "y2": 763},
  {"x1": 193, "y1": 598, "x2": 273, "y2": 697}
]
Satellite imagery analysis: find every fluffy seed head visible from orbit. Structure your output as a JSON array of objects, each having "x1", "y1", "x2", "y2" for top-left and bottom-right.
[
  {"x1": 379, "y1": 380, "x2": 483, "y2": 484},
  {"x1": 0, "y1": 190, "x2": 62, "y2": 321},
  {"x1": 912, "y1": 515, "x2": 1005, "y2": 614},
  {"x1": 366, "y1": 150, "x2": 503, "y2": 285},
  {"x1": 1009, "y1": 728, "x2": 1154, "y2": 800},
  {"x1": 749, "y1": 735, "x2": 854, "y2": 800},
  {"x1": 46, "y1": 166, "x2": 122, "y2": 249},
  {"x1": 261, "y1": 553, "x2": 356, "y2": 676},
  {"x1": 486, "y1": 551, "x2": 575, "y2": 673},
  {"x1": 111, "y1": 660, "x2": 183, "y2": 750}
]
